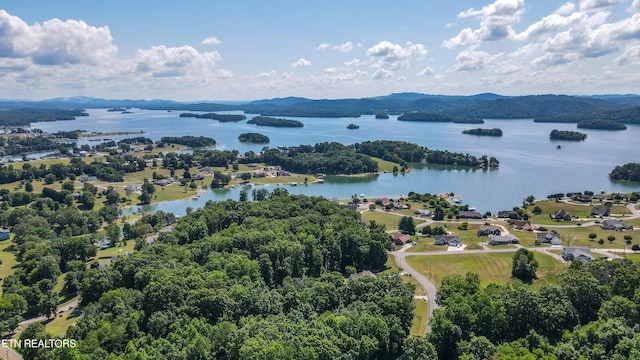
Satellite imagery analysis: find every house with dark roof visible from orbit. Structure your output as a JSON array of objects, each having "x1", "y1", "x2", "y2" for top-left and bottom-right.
[
  {"x1": 537, "y1": 231, "x2": 562, "y2": 245},
  {"x1": 488, "y1": 234, "x2": 519, "y2": 245},
  {"x1": 601, "y1": 219, "x2": 633, "y2": 231},
  {"x1": 414, "y1": 209, "x2": 433, "y2": 217},
  {"x1": 390, "y1": 232, "x2": 412, "y2": 245},
  {"x1": 514, "y1": 221, "x2": 534, "y2": 231},
  {"x1": 458, "y1": 210, "x2": 483, "y2": 219},
  {"x1": 477, "y1": 225, "x2": 502, "y2": 236},
  {"x1": 551, "y1": 209, "x2": 572, "y2": 221},
  {"x1": 590, "y1": 206, "x2": 610, "y2": 217},
  {"x1": 572, "y1": 194, "x2": 592, "y2": 203},
  {"x1": 0, "y1": 228, "x2": 10, "y2": 240},
  {"x1": 562, "y1": 247, "x2": 593, "y2": 263},
  {"x1": 497, "y1": 210, "x2": 513, "y2": 218},
  {"x1": 434, "y1": 235, "x2": 463, "y2": 246}
]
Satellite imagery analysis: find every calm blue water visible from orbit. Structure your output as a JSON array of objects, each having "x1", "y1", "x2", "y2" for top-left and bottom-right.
[{"x1": 32, "y1": 109, "x2": 640, "y2": 215}]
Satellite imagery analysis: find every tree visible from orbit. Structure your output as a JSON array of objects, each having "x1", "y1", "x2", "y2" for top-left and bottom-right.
[
  {"x1": 239, "y1": 190, "x2": 248, "y2": 202},
  {"x1": 211, "y1": 171, "x2": 230, "y2": 189},
  {"x1": 633, "y1": 244, "x2": 640, "y2": 252},
  {"x1": 398, "y1": 216, "x2": 416, "y2": 234},
  {"x1": 589, "y1": 233, "x2": 597, "y2": 240},
  {"x1": 105, "y1": 222, "x2": 121, "y2": 246},
  {"x1": 512, "y1": 248, "x2": 538, "y2": 283},
  {"x1": 138, "y1": 191, "x2": 152, "y2": 205},
  {"x1": 608, "y1": 235, "x2": 616, "y2": 242},
  {"x1": 24, "y1": 182, "x2": 34, "y2": 193},
  {"x1": 80, "y1": 191, "x2": 95, "y2": 210},
  {"x1": 434, "y1": 206, "x2": 445, "y2": 221},
  {"x1": 624, "y1": 235, "x2": 633, "y2": 244}
]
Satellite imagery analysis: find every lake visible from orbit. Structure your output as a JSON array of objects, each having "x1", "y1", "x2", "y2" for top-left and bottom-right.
[{"x1": 32, "y1": 109, "x2": 640, "y2": 215}]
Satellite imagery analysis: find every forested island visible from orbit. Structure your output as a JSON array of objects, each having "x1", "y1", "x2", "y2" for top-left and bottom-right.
[
  {"x1": 397, "y1": 112, "x2": 483, "y2": 124},
  {"x1": 347, "y1": 123, "x2": 360, "y2": 129},
  {"x1": 106, "y1": 108, "x2": 127, "y2": 112},
  {"x1": 0, "y1": 133, "x2": 75, "y2": 156},
  {"x1": 577, "y1": 119, "x2": 627, "y2": 130},
  {"x1": 0, "y1": 109, "x2": 88, "y2": 126},
  {"x1": 238, "y1": 132, "x2": 270, "y2": 143},
  {"x1": 179, "y1": 112, "x2": 247, "y2": 122},
  {"x1": 375, "y1": 112, "x2": 389, "y2": 119},
  {"x1": 247, "y1": 116, "x2": 304, "y2": 127},
  {"x1": 355, "y1": 140, "x2": 499, "y2": 169},
  {"x1": 610, "y1": 162, "x2": 640, "y2": 182},
  {"x1": 549, "y1": 129, "x2": 587, "y2": 141},
  {"x1": 159, "y1": 136, "x2": 216, "y2": 147},
  {"x1": 462, "y1": 128, "x2": 503, "y2": 137}
]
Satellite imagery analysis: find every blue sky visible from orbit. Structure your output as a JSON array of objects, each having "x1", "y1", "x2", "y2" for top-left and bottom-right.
[{"x1": 1, "y1": 0, "x2": 639, "y2": 101}]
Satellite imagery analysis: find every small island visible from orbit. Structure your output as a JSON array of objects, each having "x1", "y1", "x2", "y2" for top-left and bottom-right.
[
  {"x1": 159, "y1": 136, "x2": 216, "y2": 147},
  {"x1": 247, "y1": 116, "x2": 304, "y2": 127},
  {"x1": 577, "y1": 119, "x2": 627, "y2": 130},
  {"x1": 107, "y1": 108, "x2": 127, "y2": 112},
  {"x1": 179, "y1": 112, "x2": 247, "y2": 122},
  {"x1": 462, "y1": 128, "x2": 502, "y2": 137},
  {"x1": 347, "y1": 123, "x2": 360, "y2": 129},
  {"x1": 375, "y1": 112, "x2": 389, "y2": 119},
  {"x1": 550, "y1": 129, "x2": 587, "y2": 141},
  {"x1": 397, "y1": 112, "x2": 484, "y2": 124},
  {"x1": 610, "y1": 163, "x2": 640, "y2": 182},
  {"x1": 238, "y1": 132, "x2": 270, "y2": 143}
]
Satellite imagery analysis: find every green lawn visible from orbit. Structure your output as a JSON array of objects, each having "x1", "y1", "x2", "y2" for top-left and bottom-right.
[
  {"x1": 95, "y1": 241, "x2": 136, "y2": 258},
  {"x1": 0, "y1": 240, "x2": 18, "y2": 292},
  {"x1": 410, "y1": 298, "x2": 428, "y2": 337},
  {"x1": 370, "y1": 156, "x2": 401, "y2": 173},
  {"x1": 406, "y1": 251, "x2": 568, "y2": 289},
  {"x1": 45, "y1": 309, "x2": 82, "y2": 336},
  {"x1": 527, "y1": 200, "x2": 631, "y2": 225},
  {"x1": 361, "y1": 210, "x2": 404, "y2": 231},
  {"x1": 407, "y1": 222, "x2": 488, "y2": 252}
]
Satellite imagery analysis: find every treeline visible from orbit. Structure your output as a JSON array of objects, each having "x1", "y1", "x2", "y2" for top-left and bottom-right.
[
  {"x1": 0, "y1": 109, "x2": 88, "y2": 126},
  {"x1": 428, "y1": 259, "x2": 640, "y2": 359},
  {"x1": 535, "y1": 105, "x2": 640, "y2": 124},
  {"x1": 550, "y1": 129, "x2": 587, "y2": 141},
  {"x1": 610, "y1": 163, "x2": 640, "y2": 182},
  {"x1": 354, "y1": 140, "x2": 499, "y2": 168},
  {"x1": 159, "y1": 136, "x2": 216, "y2": 147},
  {"x1": 117, "y1": 137, "x2": 153, "y2": 145},
  {"x1": 247, "y1": 116, "x2": 304, "y2": 127},
  {"x1": 462, "y1": 128, "x2": 502, "y2": 136},
  {"x1": 179, "y1": 113, "x2": 247, "y2": 122},
  {"x1": 259, "y1": 109, "x2": 360, "y2": 118},
  {"x1": 577, "y1": 119, "x2": 627, "y2": 130},
  {"x1": 29, "y1": 195, "x2": 419, "y2": 359},
  {"x1": 260, "y1": 142, "x2": 378, "y2": 174},
  {"x1": 0, "y1": 136, "x2": 75, "y2": 156},
  {"x1": 397, "y1": 112, "x2": 483, "y2": 124},
  {"x1": 238, "y1": 132, "x2": 270, "y2": 143}
]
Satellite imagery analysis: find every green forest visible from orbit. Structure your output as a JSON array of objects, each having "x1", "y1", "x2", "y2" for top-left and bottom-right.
[
  {"x1": 549, "y1": 129, "x2": 587, "y2": 141},
  {"x1": 397, "y1": 112, "x2": 483, "y2": 124},
  {"x1": 159, "y1": 136, "x2": 216, "y2": 147},
  {"x1": 179, "y1": 113, "x2": 247, "y2": 122},
  {"x1": 247, "y1": 116, "x2": 304, "y2": 127},
  {"x1": 238, "y1": 133, "x2": 270, "y2": 143},
  {"x1": 0, "y1": 109, "x2": 88, "y2": 126},
  {"x1": 610, "y1": 163, "x2": 640, "y2": 182},
  {"x1": 577, "y1": 120, "x2": 627, "y2": 130},
  {"x1": 461, "y1": 128, "x2": 503, "y2": 137}
]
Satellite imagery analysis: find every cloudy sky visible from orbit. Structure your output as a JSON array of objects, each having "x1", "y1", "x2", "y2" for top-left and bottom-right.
[{"x1": 1, "y1": 0, "x2": 639, "y2": 101}]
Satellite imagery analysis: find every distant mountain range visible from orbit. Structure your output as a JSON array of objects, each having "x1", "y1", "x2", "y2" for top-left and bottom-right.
[{"x1": 2, "y1": 93, "x2": 640, "y2": 121}]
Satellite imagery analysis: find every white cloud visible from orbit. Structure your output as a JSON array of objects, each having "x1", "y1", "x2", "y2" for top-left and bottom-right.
[
  {"x1": 256, "y1": 70, "x2": 276, "y2": 78},
  {"x1": 201, "y1": 36, "x2": 221, "y2": 46},
  {"x1": 372, "y1": 68, "x2": 393, "y2": 79},
  {"x1": 324, "y1": 67, "x2": 337, "y2": 74},
  {"x1": 579, "y1": 0, "x2": 625, "y2": 11},
  {"x1": 631, "y1": 0, "x2": 640, "y2": 11},
  {"x1": 0, "y1": 10, "x2": 117, "y2": 65},
  {"x1": 417, "y1": 67, "x2": 434, "y2": 76},
  {"x1": 452, "y1": 50, "x2": 493, "y2": 71},
  {"x1": 217, "y1": 69, "x2": 233, "y2": 79},
  {"x1": 397, "y1": 76, "x2": 406, "y2": 81},
  {"x1": 332, "y1": 41, "x2": 353, "y2": 52},
  {"x1": 367, "y1": 41, "x2": 427, "y2": 70},
  {"x1": 291, "y1": 58, "x2": 311, "y2": 68},
  {"x1": 556, "y1": 2, "x2": 577, "y2": 15},
  {"x1": 615, "y1": 45, "x2": 640, "y2": 65},
  {"x1": 135, "y1": 45, "x2": 219, "y2": 78},
  {"x1": 317, "y1": 42, "x2": 331, "y2": 51},
  {"x1": 344, "y1": 58, "x2": 361, "y2": 67},
  {"x1": 444, "y1": 0, "x2": 525, "y2": 48},
  {"x1": 515, "y1": 12, "x2": 584, "y2": 39},
  {"x1": 445, "y1": 22, "x2": 457, "y2": 28}
]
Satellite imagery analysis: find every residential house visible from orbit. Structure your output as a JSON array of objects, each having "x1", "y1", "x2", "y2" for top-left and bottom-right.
[
  {"x1": 572, "y1": 194, "x2": 592, "y2": 203},
  {"x1": 593, "y1": 193, "x2": 609, "y2": 201},
  {"x1": 497, "y1": 210, "x2": 513, "y2": 218},
  {"x1": 601, "y1": 219, "x2": 633, "y2": 231},
  {"x1": 562, "y1": 247, "x2": 593, "y2": 263},
  {"x1": 537, "y1": 231, "x2": 562, "y2": 245},
  {"x1": 350, "y1": 270, "x2": 378, "y2": 280},
  {"x1": 390, "y1": 232, "x2": 412, "y2": 245},
  {"x1": 340, "y1": 202, "x2": 358, "y2": 211},
  {"x1": 590, "y1": 206, "x2": 610, "y2": 217},
  {"x1": 514, "y1": 221, "x2": 534, "y2": 231},
  {"x1": 414, "y1": 209, "x2": 433, "y2": 217},
  {"x1": 551, "y1": 209, "x2": 572, "y2": 221},
  {"x1": 253, "y1": 170, "x2": 267, "y2": 178},
  {"x1": 488, "y1": 234, "x2": 519, "y2": 245},
  {"x1": 0, "y1": 228, "x2": 10, "y2": 240},
  {"x1": 458, "y1": 210, "x2": 483, "y2": 219},
  {"x1": 124, "y1": 184, "x2": 139, "y2": 192},
  {"x1": 477, "y1": 225, "x2": 502, "y2": 236},
  {"x1": 192, "y1": 173, "x2": 206, "y2": 180},
  {"x1": 434, "y1": 235, "x2": 463, "y2": 246}
]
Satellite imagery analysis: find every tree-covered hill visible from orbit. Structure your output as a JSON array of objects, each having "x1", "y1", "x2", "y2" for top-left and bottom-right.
[{"x1": 610, "y1": 163, "x2": 640, "y2": 182}]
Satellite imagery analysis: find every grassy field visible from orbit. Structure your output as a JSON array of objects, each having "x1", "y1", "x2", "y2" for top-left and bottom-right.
[
  {"x1": 407, "y1": 222, "x2": 489, "y2": 252},
  {"x1": 95, "y1": 241, "x2": 136, "y2": 258},
  {"x1": 361, "y1": 210, "x2": 405, "y2": 231},
  {"x1": 370, "y1": 156, "x2": 401, "y2": 173},
  {"x1": 527, "y1": 200, "x2": 631, "y2": 225},
  {"x1": 410, "y1": 299, "x2": 428, "y2": 336},
  {"x1": 406, "y1": 251, "x2": 568, "y2": 289},
  {"x1": 44, "y1": 309, "x2": 82, "y2": 336},
  {"x1": 0, "y1": 240, "x2": 18, "y2": 292}
]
